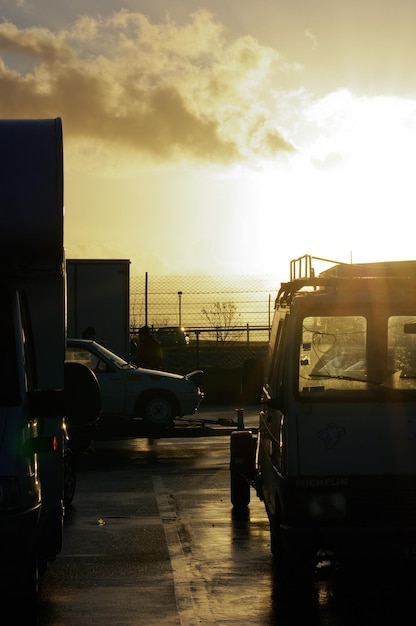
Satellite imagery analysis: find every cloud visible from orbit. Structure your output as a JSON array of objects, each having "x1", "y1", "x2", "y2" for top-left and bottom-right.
[
  {"x1": 0, "y1": 9, "x2": 295, "y2": 165},
  {"x1": 305, "y1": 29, "x2": 317, "y2": 50}
]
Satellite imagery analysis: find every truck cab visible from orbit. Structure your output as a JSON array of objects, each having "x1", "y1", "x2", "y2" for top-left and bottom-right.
[{"x1": 234, "y1": 254, "x2": 416, "y2": 574}]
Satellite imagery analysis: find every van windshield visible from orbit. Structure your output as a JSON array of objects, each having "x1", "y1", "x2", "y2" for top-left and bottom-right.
[{"x1": 299, "y1": 314, "x2": 416, "y2": 394}]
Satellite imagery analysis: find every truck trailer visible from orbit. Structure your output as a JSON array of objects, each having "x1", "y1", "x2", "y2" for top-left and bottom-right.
[{"x1": 66, "y1": 258, "x2": 130, "y2": 359}]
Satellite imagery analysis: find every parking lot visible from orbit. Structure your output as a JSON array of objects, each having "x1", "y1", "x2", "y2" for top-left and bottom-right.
[{"x1": 35, "y1": 406, "x2": 415, "y2": 625}]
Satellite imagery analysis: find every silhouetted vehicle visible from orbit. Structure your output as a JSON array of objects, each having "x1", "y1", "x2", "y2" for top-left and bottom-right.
[
  {"x1": 156, "y1": 326, "x2": 190, "y2": 346},
  {"x1": 66, "y1": 339, "x2": 203, "y2": 431},
  {"x1": 0, "y1": 119, "x2": 100, "y2": 613}
]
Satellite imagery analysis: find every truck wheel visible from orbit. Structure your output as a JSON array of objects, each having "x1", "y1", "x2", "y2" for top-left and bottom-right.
[
  {"x1": 230, "y1": 430, "x2": 254, "y2": 510},
  {"x1": 143, "y1": 394, "x2": 175, "y2": 427}
]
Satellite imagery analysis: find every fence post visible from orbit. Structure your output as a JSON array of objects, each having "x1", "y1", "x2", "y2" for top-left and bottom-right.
[{"x1": 195, "y1": 330, "x2": 200, "y2": 368}]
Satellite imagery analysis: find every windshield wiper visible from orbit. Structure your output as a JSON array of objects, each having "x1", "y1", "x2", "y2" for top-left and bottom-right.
[
  {"x1": 311, "y1": 373, "x2": 416, "y2": 392},
  {"x1": 311, "y1": 373, "x2": 381, "y2": 386}
]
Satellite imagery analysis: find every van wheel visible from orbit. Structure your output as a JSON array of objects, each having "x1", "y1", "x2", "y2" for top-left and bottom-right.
[{"x1": 271, "y1": 520, "x2": 316, "y2": 580}]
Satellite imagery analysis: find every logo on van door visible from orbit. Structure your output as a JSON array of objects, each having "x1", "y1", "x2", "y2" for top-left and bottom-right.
[{"x1": 318, "y1": 423, "x2": 346, "y2": 449}]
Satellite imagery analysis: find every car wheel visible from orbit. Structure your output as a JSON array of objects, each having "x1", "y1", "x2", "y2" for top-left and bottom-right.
[{"x1": 142, "y1": 394, "x2": 175, "y2": 426}]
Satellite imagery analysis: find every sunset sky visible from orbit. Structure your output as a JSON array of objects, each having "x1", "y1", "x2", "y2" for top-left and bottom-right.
[{"x1": 1, "y1": 1, "x2": 416, "y2": 279}]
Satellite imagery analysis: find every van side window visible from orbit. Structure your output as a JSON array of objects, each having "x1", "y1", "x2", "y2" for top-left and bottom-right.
[
  {"x1": 388, "y1": 316, "x2": 416, "y2": 387},
  {"x1": 299, "y1": 315, "x2": 367, "y2": 393},
  {"x1": 0, "y1": 288, "x2": 20, "y2": 406}
]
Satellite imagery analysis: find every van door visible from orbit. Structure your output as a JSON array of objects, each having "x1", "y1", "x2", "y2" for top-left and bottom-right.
[{"x1": 259, "y1": 315, "x2": 288, "y2": 513}]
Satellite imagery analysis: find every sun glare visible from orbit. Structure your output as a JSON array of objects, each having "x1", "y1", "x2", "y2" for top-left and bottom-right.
[
  {"x1": 66, "y1": 90, "x2": 416, "y2": 278},
  {"x1": 235, "y1": 92, "x2": 416, "y2": 273}
]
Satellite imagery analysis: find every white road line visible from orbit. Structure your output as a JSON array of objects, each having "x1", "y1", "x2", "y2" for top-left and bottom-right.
[{"x1": 153, "y1": 475, "x2": 217, "y2": 626}]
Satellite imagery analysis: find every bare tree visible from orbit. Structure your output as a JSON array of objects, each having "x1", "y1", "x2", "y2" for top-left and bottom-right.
[{"x1": 201, "y1": 301, "x2": 243, "y2": 342}]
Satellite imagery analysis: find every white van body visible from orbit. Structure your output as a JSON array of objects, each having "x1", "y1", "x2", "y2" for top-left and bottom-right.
[{"x1": 256, "y1": 255, "x2": 416, "y2": 571}]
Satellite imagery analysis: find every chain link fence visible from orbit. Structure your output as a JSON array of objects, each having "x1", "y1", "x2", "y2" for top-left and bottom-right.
[
  {"x1": 129, "y1": 274, "x2": 279, "y2": 402},
  {"x1": 130, "y1": 273, "x2": 278, "y2": 344}
]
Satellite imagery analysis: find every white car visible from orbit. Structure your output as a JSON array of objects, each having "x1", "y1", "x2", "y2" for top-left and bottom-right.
[{"x1": 66, "y1": 339, "x2": 204, "y2": 433}]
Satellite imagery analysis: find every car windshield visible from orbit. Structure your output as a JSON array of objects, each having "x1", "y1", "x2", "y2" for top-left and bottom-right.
[
  {"x1": 67, "y1": 342, "x2": 136, "y2": 371},
  {"x1": 298, "y1": 313, "x2": 416, "y2": 395}
]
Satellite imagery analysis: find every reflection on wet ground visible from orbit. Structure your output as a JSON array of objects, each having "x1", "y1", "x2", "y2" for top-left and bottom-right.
[
  {"x1": 269, "y1": 557, "x2": 416, "y2": 626},
  {"x1": 37, "y1": 413, "x2": 416, "y2": 625}
]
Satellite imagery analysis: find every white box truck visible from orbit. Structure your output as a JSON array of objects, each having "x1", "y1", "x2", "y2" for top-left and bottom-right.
[{"x1": 66, "y1": 258, "x2": 130, "y2": 359}]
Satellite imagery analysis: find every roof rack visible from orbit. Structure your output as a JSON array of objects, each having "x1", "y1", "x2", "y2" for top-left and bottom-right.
[
  {"x1": 290, "y1": 254, "x2": 349, "y2": 281},
  {"x1": 275, "y1": 255, "x2": 348, "y2": 304},
  {"x1": 276, "y1": 254, "x2": 416, "y2": 306}
]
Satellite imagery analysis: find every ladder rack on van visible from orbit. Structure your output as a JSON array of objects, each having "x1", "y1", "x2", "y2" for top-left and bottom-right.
[
  {"x1": 277, "y1": 254, "x2": 348, "y2": 305},
  {"x1": 289, "y1": 254, "x2": 349, "y2": 281},
  {"x1": 277, "y1": 254, "x2": 416, "y2": 306}
]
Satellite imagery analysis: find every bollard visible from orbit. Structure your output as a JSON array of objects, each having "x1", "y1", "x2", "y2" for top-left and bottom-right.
[{"x1": 236, "y1": 408, "x2": 244, "y2": 430}]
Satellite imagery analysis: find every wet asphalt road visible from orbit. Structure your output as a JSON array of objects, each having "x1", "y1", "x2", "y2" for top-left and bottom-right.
[{"x1": 35, "y1": 406, "x2": 416, "y2": 625}]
